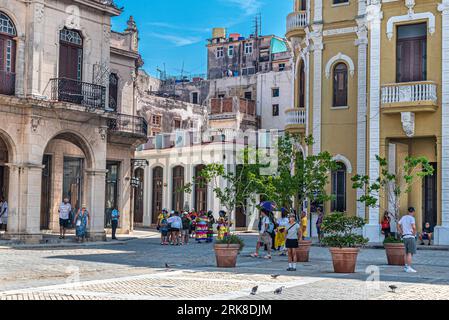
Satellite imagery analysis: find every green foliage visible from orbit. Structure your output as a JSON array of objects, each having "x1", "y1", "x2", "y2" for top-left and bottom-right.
[
  {"x1": 321, "y1": 212, "x2": 369, "y2": 248},
  {"x1": 257, "y1": 133, "x2": 338, "y2": 212},
  {"x1": 215, "y1": 234, "x2": 245, "y2": 252},
  {"x1": 383, "y1": 235, "x2": 404, "y2": 244},
  {"x1": 352, "y1": 155, "x2": 434, "y2": 223}
]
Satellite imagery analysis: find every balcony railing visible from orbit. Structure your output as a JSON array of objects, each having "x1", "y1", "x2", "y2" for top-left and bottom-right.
[
  {"x1": 381, "y1": 81, "x2": 438, "y2": 105},
  {"x1": 286, "y1": 108, "x2": 306, "y2": 126},
  {"x1": 286, "y1": 11, "x2": 308, "y2": 34},
  {"x1": 107, "y1": 114, "x2": 148, "y2": 137},
  {"x1": 0, "y1": 71, "x2": 15, "y2": 96},
  {"x1": 210, "y1": 97, "x2": 256, "y2": 117},
  {"x1": 50, "y1": 78, "x2": 106, "y2": 110}
]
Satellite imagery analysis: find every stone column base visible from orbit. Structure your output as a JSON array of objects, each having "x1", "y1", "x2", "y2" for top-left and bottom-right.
[
  {"x1": 0, "y1": 233, "x2": 43, "y2": 244},
  {"x1": 143, "y1": 216, "x2": 152, "y2": 228},
  {"x1": 434, "y1": 226, "x2": 449, "y2": 245},
  {"x1": 87, "y1": 231, "x2": 107, "y2": 242},
  {"x1": 363, "y1": 224, "x2": 382, "y2": 244}
]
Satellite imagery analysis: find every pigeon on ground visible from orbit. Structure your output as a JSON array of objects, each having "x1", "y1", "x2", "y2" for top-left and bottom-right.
[
  {"x1": 271, "y1": 274, "x2": 280, "y2": 279},
  {"x1": 389, "y1": 285, "x2": 398, "y2": 293},
  {"x1": 251, "y1": 286, "x2": 258, "y2": 295},
  {"x1": 274, "y1": 287, "x2": 285, "y2": 295}
]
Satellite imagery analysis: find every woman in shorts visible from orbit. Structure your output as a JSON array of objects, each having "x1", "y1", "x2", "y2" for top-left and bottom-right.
[{"x1": 285, "y1": 214, "x2": 302, "y2": 272}]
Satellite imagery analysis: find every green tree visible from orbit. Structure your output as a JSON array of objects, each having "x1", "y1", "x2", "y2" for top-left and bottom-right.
[{"x1": 352, "y1": 155, "x2": 434, "y2": 238}]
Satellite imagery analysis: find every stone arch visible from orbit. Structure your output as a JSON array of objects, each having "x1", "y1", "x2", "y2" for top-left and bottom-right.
[
  {"x1": 0, "y1": 8, "x2": 23, "y2": 37},
  {"x1": 333, "y1": 154, "x2": 353, "y2": 174},
  {"x1": 0, "y1": 129, "x2": 17, "y2": 164},
  {"x1": 325, "y1": 53, "x2": 355, "y2": 79}
]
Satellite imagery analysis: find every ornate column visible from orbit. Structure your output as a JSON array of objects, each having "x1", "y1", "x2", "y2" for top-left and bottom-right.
[
  {"x1": 143, "y1": 165, "x2": 152, "y2": 227},
  {"x1": 310, "y1": 26, "x2": 323, "y2": 155},
  {"x1": 436, "y1": 0, "x2": 449, "y2": 245},
  {"x1": 86, "y1": 169, "x2": 107, "y2": 241},
  {"x1": 364, "y1": 0, "x2": 383, "y2": 243},
  {"x1": 355, "y1": 19, "x2": 368, "y2": 220}
]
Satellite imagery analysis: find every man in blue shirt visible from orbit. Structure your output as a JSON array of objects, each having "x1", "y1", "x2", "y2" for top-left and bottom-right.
[{"x1": 111, "y1": 208, "x2": 120, "y2": 240}]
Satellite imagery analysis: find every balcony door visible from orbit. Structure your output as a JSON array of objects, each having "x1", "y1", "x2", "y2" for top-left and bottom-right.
[
  {"x1": 423, "y1": 163, "x2": 437, "y2": 229},
  {"x1": 0, "y1": 12, "x2": 17, "y2": 95},
  {"x1": 396, "y1": 23, "x2": 427, "y2": 83}
]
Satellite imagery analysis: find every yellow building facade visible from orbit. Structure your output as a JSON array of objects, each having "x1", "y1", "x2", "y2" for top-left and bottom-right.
[{"x1": 286, "y1": 0, "x2": 449, "y2": 244}]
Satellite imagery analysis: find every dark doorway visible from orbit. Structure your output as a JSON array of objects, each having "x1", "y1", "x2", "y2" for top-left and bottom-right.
[
  {"x1": 63, "y1": 157, "x2": 84, "y2": 213},
  {"x1": 423, "y1": 163, "x2": 437, "y2": 229},
  {"x1": 40, "y1": 155, "x2": 52, "y2": 230},
  {"x1": 152, "y1": 167, "x2": 163, "y2": 224},
  {"x1": 172, "y1": 166, "x2": 185, "y2": 213},
  {"x1": 133, "y1": 168, "x2": 144, "y2": 224},
  {"x1": 194, "y1": 165, "x2": 208, "y2": 213},
  {"x1": 105, "y1": 162, "x2": 120, "y2": 228}
]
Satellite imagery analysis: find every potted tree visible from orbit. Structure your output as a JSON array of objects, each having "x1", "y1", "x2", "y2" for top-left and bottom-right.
[
  {"x1": 321, "y1": 213, "x2": 369, "y2": 273},
  {"x1": 258, "y1": 134, "x2": 338, "y2": 262},
  {"x1": 214, "y1": 234, "x2": 245, "y2": 268},
  {"x1": 352, "y1": 155, "x2": 434, "y2": 266}
]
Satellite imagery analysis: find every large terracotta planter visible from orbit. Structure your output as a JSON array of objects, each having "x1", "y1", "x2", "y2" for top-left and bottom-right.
[
  {"x1": 329, "y1": 248, "x2": 360, "y2": 273},
  {"x1": 296, "y1": 240, "x2": 312, "y2": 262},
  {"x1": 214, "y1": 244, "x2": 240, "y2": 268},
  {"x1": 384, "y1": 243, "x2": 405, "y2": 266}
]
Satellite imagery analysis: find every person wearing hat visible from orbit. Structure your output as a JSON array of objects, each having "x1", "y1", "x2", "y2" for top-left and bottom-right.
[
  {"x1": 74, "y1": 204, "x2": 89, "y2": 243},
  {"x1": 251, "y1": 202, "x2": 275, "y2": 259},
  {"x1": 206, "y1": 211, "x2": 216, "y2": 243},
  {"x1": 217, "y1": 210, "x2": 231, "y2": 240}
]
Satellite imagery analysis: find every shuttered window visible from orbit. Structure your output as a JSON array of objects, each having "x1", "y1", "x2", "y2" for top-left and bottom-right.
[
  {"x1": 331, "y1": 163, "x2": 347, "y2": 213},
  {"x1": 59, "y1": 28, "x2": 83, "y2": 81}
]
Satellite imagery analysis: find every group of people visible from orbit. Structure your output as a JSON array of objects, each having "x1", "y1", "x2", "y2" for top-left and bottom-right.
[
  {"x1": 58, "y1": 198, "x2": 120, "y2": 243},
  {"x1": 156, "y1": 208, "x2": 232, "y2": 246},
  {"x1": 0, "y1": 196, "x2": 8, "y2": 232}
]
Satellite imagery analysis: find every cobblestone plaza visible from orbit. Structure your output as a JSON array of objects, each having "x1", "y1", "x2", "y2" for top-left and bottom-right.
[{"x1": 1, "y1": 232, "x2": 448, "y2": 300}]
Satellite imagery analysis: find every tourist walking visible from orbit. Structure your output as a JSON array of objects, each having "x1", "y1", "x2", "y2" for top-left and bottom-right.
[
  {"x1": 0, "y1": 197, "x2": 8, "y2": 232},
  {"x1": 381, "y1": 211, "x2": 392, "y2": 239},
  {"x1": 251, "y1": 201, "x2": 275, "y2": 260},
  {"x1": 316, "y1": 208, "x2": 324, "y2": 244},
  {"x1": 275, "y1": 209, "x2": 289, "y2": 255},
  {"x1": 181, "y1": 212, "x2": 191, "y2": 245},
  {"x1": 398, "y1": 207, "x2": 418, "y2": 273},
  {"x1": 75, "y1": 204, "x2": 89, "y2": 243},
  {"x1": 58, "y1": 198, "x2": 72, "y2": 239},
  {"x1": 169, "y1": 211, "x2": 182, "y2": 246},
  {"x1": 285, "y1": 214, "x2": 302, "y2": 272},
  {"x1": 111, "y1": 208, "x2": 120, "y2": 240},
  {"x1": 159, "y1": 213, "x2": 169, "y2": 245}
]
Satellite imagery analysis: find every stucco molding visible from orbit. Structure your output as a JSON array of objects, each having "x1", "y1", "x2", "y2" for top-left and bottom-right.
[
  {"x1": 386, "y1": 12, "x2": 436, "y2": 40},
  {"x1": 333, "y1": 155, "x2": 353, "y2": 174},
  {"x1": 401, "y1": 112, "x2": 415, "y2": 137},
  {"x1": 322, "y1": 27, "x2": 357, "y2": 37},
  {"x1": 325, "y1": 53, "x2": 355, "y2": 79}
]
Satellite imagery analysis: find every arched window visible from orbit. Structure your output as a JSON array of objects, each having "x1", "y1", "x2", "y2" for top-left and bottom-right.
[
  {"x1": 152, "y1": 167, "x2": 163, "y2": 223},
  {"x1": 0, "y1": 12, "x2": 17, "y2": 95},
  {"x1": 298, "y1": 61, "x2": 305, "y2": 108},
  {"x1": 194, "y1": 165, "x2": 207, "y2": 213},
  {"x1": 172, "y1": 166, "x2": 185, "y2": 212},
  {"x1": 333, "y1": 63, "x2": 348, "y2": 107},
  {"x1": 59, "y1": 28, "x2": 83, "y2": 81},
  {"x1": 109, "y1": 73, "x2": 119, "y2": 111},
  {"x1": 331, "y1": 163, "x2": 347, "y2": 212}
]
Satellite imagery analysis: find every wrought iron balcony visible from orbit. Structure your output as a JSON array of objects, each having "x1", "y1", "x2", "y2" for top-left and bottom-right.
[
  {"x1": 0, "y1": 71, "x2": 15, "y2": 96},
  {"x1": 50, "y1": 78, "x2": 106, "y2": 110},
  {"x1": 286, "y1": 11, "x2": 308, "y2": 37},
  {"x1": 107, "y1": 113, "x2": 148, "y2": 137},
  {"x1": 381, "y1": 81, "x2": 438, "y2": 113},
  {"x1": 285, "y1": 108, "x2": 306, "y2": 133}
]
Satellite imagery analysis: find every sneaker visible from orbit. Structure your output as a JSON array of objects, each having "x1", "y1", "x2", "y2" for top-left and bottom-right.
[
  {"x1": 406, "y1": 267, "x2": 417, "y2": 273},
  {"x1": 250, "y1": 253, "x2": 259, "y2": 258},
  {"x1": 286, "y1": 268, "x2": 294, "y2": 272},
  {"x1": 264, "y1": 255, "x2": 272, "y2": 260}
]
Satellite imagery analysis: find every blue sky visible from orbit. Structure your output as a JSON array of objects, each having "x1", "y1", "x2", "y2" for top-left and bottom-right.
[{"x1": 112, "y1": 0, "x2": 292, "y2": 78}]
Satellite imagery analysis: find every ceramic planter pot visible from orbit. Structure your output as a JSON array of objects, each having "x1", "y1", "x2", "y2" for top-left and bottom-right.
[
  {"x1": 214, "y1": 244, "x2": 241, "y2": 268},
  {"x1": 384, "y1": 243, "x2": 406, "y2": 266},
  {"x1": 329, "y1": 248, "x2": 360, "y2": 273},
  {"x1": 295, "y1": 240, "x2": 312, "y2": 262}
]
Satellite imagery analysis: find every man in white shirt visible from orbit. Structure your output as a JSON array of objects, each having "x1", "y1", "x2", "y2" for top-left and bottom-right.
[
  {"x1": 58, "y1": 198, "x2": 72, "y2": 239},
  {"x1": 398, "y1": 207, "x2": 418, "y2": 273},
  {"x1": 0, "y1": 197, "x2": 8, "y2": 232}
]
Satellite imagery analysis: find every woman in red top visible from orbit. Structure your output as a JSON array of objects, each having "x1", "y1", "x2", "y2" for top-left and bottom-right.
[{"x1": 381, "y1": 211, "x2": 391, "y2": 238}]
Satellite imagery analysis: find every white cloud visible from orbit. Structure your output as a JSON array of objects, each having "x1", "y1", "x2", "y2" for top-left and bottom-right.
[
  {"x1": 224, "y1": 0, "x2": 262, "y2": 16},
  {"x1": 149, "y1": 32, "x2": 202, "y2": 47}
]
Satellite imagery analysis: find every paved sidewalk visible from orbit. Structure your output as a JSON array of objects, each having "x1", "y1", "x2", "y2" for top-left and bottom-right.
[{"x1": 0, "y1": 234, "x2": 448, "y2": 300}]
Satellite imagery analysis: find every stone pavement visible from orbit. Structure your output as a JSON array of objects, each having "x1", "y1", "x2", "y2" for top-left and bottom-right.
[{"x1": 0, "y1": 233, "x2": 448, "y2": 300}]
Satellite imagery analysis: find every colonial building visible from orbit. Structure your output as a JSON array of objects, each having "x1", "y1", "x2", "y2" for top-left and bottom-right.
[
  {"x1": 0, "y1": 0, "x2": 147, "y2": 243},
  {"x1": 286, "y1": 0, "x2": 449, "y2": 244}
]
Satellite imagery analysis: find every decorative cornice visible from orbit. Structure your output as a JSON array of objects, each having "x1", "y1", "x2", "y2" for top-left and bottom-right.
[
  {"x1": 386, "y1": 12, "x2": 436, "y2": 40},
  {"x1": 323, "y1": 27, "x2": 357, "y2": 37}
]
